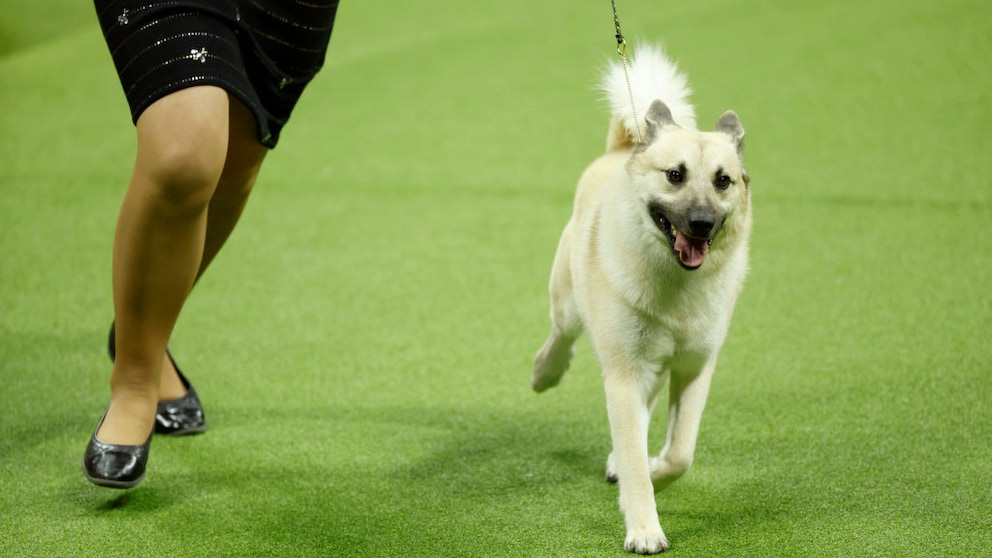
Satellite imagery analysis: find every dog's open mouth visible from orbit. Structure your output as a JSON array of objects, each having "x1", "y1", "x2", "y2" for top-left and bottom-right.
[{"x1": 649, "y1": 206, "x2": 713, "y2": 270}]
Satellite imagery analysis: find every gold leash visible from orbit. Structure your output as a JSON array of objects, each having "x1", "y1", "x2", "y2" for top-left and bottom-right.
[{"x1": 610, "y1": 0, "x2": 642, "y2": 143}]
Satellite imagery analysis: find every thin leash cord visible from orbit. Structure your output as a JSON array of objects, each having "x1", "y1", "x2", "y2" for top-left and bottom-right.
[{"x1": 611, "y1": 0, "x2": 642, "y2": 143}]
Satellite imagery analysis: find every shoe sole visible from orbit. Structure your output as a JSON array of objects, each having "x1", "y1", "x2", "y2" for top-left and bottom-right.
[
  {"x1": 81, "y1": 460, "x2": 145, "y2": 489},
  {"x1": 156, "y1": 425, "x2": 207, "y2": 436}
]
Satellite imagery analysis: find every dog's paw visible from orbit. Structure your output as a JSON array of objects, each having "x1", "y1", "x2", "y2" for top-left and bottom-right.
[
  {"x1": 531, "y1": 343, "x2": 572, "y2": 393},
  {"x1": 605, "y1": 452, "x2": 618, "y2": 483},
  {"x1": 531, "y1": 364, "x2": 564, "y2": 392},
  {"x1": 649, "y1": 455, "x2": 690, "y2": 490},
  {"x1": 624, "y1": 527, "x2": 670, "y2": 554}
]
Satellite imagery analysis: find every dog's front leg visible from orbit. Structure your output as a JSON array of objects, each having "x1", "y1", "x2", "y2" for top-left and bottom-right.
[
  {"x1": 651, "y1": 356, "x2": 716, "y2": 490},
  {"x1": 604, "y1": 373, "x2": 670, "y2": 554}
]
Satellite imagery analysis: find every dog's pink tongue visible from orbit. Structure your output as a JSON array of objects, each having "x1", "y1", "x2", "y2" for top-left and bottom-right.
[{"x1": 674, "y1": 232, "x2": 709, "y2": 269}]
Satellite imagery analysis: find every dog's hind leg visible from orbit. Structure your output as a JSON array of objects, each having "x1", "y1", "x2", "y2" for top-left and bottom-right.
[
  {"x1": 533, "y1": 225, "x2": 581, "y2": 392},
  {"x1": 533, "y1": 328, "x2": 577, "y2": 393},
  {"x1": 650, "y1": 355, "x2": 717, "y2": 490},
  {"x1": 603, "y1": 371, "x2": 670, "y2": 554}
]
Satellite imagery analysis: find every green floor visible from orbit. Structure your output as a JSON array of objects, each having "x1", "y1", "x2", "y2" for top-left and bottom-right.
[{"x1": 1, "y1": 0, "x2": 990, "y2": 556}]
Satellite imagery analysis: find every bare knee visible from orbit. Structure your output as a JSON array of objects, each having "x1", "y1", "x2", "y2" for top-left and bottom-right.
[
  {"x1": 141, "y1": 132, "x2": 228, "y2": 215},
  {"x1": 134, "y1": 88, "x2": 230, "y2": 216}
]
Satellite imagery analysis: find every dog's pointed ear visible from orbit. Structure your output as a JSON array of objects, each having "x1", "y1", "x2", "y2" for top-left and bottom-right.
[
  {"x1": 715, "y1": 110, "x2": 745, "y2": 154},
  {"x1": 646, "y1": 100, "x2": 676, "y2": 129},
  {"x1": 641, "y1": 100, "x2": 678, "y2": 144}
]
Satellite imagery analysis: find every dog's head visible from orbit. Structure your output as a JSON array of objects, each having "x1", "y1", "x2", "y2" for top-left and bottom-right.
[{"x1": 626, "y1": 100, "x2": 750, "y2": 270}]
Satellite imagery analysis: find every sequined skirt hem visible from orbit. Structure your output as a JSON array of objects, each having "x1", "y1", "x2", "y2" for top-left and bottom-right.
[{"x1": 94, "y1": 0, "x2": 338, "y2": 148}]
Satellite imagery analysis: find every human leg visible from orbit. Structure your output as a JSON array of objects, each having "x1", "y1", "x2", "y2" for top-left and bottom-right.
[
  {"x1": 197, "y1": 98, "x2": 269, "y2": 278},
  {"x1": 152, "y1": 98, "x2": 269, "y2": 401},
  {"x1": 97, "y1": 86, "x2": 230, "y2": 447}
]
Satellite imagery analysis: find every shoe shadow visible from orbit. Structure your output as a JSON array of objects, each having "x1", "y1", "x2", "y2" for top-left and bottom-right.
[
  {"x1": 66, "y1": 482, "x2": 181, "y2": 514},
  {"x1": 97, "y1": 493, "x2": 132, "y2": 510}
]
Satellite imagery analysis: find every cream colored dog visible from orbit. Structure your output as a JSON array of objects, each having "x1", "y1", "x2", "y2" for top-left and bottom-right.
[{"x1": 532, "y1": 46, "x2": 751, "y2": 554}]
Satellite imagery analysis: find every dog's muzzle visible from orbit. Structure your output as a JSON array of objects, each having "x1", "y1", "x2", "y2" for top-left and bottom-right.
[{"x1": 648, "y1": 204, "x2": 719, "y2": 270}]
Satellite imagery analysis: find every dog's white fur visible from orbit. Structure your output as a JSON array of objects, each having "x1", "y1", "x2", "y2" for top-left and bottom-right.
[{"x1": 532, "y1": 46, "x2": 751, "y2": 554}]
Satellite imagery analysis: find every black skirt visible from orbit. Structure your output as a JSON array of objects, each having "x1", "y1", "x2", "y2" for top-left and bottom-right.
[{"x1": 94, "y1": 0, "x2": 339, "y2": 148}]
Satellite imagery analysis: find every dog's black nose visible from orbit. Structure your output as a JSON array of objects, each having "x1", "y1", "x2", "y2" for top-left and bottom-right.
[{"x1": 688, "y1": 211, "x2": 715, "y2": 237}]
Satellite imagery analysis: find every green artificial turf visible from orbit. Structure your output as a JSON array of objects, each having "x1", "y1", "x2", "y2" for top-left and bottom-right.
[{"x1": 1, "y1": 0, "x2": 990, "y2": 556}]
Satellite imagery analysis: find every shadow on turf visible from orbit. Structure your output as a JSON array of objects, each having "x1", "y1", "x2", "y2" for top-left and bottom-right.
[
  {"x1": 50, "y1": 401, "x2": 791, "y2": 553},
  {"x1": 65, "y1": 481, "x2": 186, "y2": 516},
  {"x1": 96, "y1": 493, "x2": 133, "y2": 510}
]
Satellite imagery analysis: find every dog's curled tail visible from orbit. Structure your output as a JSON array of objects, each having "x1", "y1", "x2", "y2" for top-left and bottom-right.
[{"x1": 601, "y1": 45, "x2": 696, "y2": 152}]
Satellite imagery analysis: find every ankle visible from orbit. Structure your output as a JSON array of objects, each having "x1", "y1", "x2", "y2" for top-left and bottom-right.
[
  {"x1": 158, "y1": 353, "x2": 189, "y2": 401},
  {"x1": 96, "y1": 394, "x2": 157, "y2": 446}
]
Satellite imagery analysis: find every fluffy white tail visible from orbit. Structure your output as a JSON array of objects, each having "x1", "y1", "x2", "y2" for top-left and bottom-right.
[{"x1": 602, "y1": 45, "x2": 695, "y2": 151}]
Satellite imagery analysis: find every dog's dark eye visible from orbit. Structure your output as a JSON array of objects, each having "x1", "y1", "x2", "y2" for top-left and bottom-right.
[
  {"x1": 666, "y1": 169, "x2": 684, "y2": 185},
  {"x1": 715, "y1": 175, "x2": 732, "y2": 190}
]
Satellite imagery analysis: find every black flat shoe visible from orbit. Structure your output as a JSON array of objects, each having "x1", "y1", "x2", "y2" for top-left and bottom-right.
[
  {"x1": 154, "y1": 352, "x2": 207, "y2": 435},
  {"x1": 81, "y1": 408, "x2": 152, "y2": 489},
  {"x1": 108, "y1": 323, "x2": 207, "y2": 436}
]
